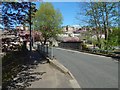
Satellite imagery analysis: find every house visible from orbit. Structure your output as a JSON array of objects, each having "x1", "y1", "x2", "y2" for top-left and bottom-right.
[
  {"x1": 62, "y1": 25, "x2": 75, "y2": 33},
  {"x1": 16, "y1": 25, "x2": 30, "y2": 42}
]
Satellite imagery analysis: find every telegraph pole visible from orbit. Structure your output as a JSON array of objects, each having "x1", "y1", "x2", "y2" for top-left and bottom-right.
[{"x1": 29, "y1": 2, "x2": 32, "y2": 52}]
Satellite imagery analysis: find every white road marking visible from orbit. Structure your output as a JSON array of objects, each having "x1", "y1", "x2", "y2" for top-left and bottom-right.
[{"x1": 55, "y1": 47, "x2": 111, "y2": 59}]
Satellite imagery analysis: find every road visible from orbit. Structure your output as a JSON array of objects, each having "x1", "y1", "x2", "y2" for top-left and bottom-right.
[{"x1": 53, "y1": 47, "x2": 118, "y2": 88}]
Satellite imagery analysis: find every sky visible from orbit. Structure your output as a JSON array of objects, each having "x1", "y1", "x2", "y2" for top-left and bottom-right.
[
  {"x1": 35, "y1": 2, "x2": 88, "y2": 27},
  {"x1": 0, "y1": 2, "x2": 118, "y2": 30},
  {"x1": 0, "y1": 2, "x2": 89, "y2": 29}
]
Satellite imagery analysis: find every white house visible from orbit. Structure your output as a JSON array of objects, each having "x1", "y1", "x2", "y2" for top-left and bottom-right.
[{"x1": 92, "y1": 34, "x2": 105, "y2": 39}]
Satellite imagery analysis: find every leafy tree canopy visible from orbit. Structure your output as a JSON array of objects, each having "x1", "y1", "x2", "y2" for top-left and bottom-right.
[
  {"x1": 2, "y1": 2, "x2": 37, "y2": 29},
  {"x1": 33, "y1": 2, "x2": 63, "y2": 45}
]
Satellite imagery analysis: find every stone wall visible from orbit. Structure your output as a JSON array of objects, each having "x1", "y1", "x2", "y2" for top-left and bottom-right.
[{"x1": 58, "y1": 42, "x2": 83, "y2": 51}]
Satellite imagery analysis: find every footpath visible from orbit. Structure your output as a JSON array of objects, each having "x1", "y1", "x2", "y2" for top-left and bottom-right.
[
  {"x1": 26, "y1": 62, "x2": 73, "y2": 88},
  {"x1": 16, "y1": 47, "x2": 80, "y2": 88}
]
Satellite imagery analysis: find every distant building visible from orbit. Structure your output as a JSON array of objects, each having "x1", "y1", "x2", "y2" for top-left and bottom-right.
[
  {"x1": 16, "y1": 25, "x2": 30, "y2": 42},
  {"x1": 16, "y1": 25, "x2": 29, "y2": 31},
  {"x1": 62, "y1": 25, "x2": 80, "y2": 33},
  {"x1": 60, "y1": 25, "x2": 106, "y2": 42},
  {"x1": 61, "y1": 25, "x2": 80, "y2": 34}
]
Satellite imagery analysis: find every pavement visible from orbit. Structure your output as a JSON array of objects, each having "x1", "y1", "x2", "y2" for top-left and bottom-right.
[
  {"x1": 26, "y1": 63, "x2": 73, "y2": 88},
  {"x1": 53, "y1": 47, "x2": 118, "y2": 88},
  {"x1": 25, "y1": 50, "x2": 79, "y2": 88},
  {"x1": 2, "y1": 45, "x2": 80, "y2": 89},
  {"x1": 21, "y1": 47, "x2": 80, "y2": 88}
]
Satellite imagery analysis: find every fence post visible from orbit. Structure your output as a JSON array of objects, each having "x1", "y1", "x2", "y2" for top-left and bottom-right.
[
  {"x1": 41, "y1": 45, "x2": 43, "y2": 53},
  {"x1": 51, "y1": 46, "x2": 53, "y2": 60},
  {"x1": 37, "y1": 44, "x2": 39, "y2": 51},
  {"x1": 46, "y1": 44, "x2": 48, "y2": 57}
]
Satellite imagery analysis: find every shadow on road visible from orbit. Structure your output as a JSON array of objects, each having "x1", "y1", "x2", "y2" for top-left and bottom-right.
[
  {"x1": 2, "y1": 50, "x2": 48, "y2": 89},
  {"x1": 111, "y1": 56, "x2": 120, "y2": 62}
]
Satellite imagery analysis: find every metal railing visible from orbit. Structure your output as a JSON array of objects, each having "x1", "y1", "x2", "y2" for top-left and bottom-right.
[{"x1": 37, "y1": 44, "x2": 54, "y2": 59}]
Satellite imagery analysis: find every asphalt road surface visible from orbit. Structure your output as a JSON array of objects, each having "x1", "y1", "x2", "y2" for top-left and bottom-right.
[{"x1": 53, "y1": 47, "x2": 118, "y2": 88}]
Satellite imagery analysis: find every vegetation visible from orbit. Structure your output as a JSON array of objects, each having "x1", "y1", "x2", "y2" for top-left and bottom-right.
[
  {"x1": 78, "y1": 2, "x2": 119, "y2": 50},
  {"x1": 2, "y1": 2, "x2": 37, "y2": 51},
  {"x1": 106, "y1": 27, "x2": 120, "y2": 50},
  {"x1": 2, "y1": 49, "x2": 47, "y2": 89},
  {"x1": 2, "y1": 2, "x2": 37, "y2": 28},
  {"x1": 2, "y1": 51, "x2": 27, "y2": 88},
  {"x1": 33, "y1": 2, "x2": 63, "y2": 45}
]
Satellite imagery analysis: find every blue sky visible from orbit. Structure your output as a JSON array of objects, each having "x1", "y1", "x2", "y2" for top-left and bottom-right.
[
  {"x1": 35, "y1": 2, "x2": 88, "y2": 27},
  {"x1": 0, "y1": 2, "x2": 88, "y2": 29}
]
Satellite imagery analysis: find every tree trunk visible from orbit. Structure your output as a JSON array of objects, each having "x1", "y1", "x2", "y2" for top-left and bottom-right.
[
  {"x1": 91, "y1": 3, "x2": 101, "y2": 48},
  {"x1": 102, "y1": 2, "x2": 108, "y2": 41},
  {"x1": 105, "y1": 3, "x2": 109, "y2": 41}
]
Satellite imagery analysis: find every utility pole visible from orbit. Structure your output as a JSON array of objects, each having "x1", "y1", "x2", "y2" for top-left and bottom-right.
[{"x1": 29, "y1": 2, "x2": 32, "y2": 52}]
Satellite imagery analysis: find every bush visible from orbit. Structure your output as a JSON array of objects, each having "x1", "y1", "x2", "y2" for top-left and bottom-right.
[{"x1": 81, "y1": 43, "x2": 89, "y2": 51}]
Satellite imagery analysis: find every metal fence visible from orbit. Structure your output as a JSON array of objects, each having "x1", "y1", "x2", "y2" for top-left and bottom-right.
[{"x1": 37, "y1": 44, "x2": 54, "y2": 59}]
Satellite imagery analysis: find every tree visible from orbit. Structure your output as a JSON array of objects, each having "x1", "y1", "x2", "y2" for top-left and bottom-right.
[
  {"x1": 2, "y1": 2, "x2": 37, "y2": 28},
  {"x1": 2, "y1": 2, "x2": 37, "y2": 51},
  {"x1": 77, "y1": 2, "x2": 118, "y2": 49},
  {"x1": 33, "y1": 2, "x2": 63, "y2": 45},
  {"x1": 0, "y1": 3, "x2": 2, "y2": 28},
  {"x1": 107, "y1": 27, "x2": 120, "y2": 49}
]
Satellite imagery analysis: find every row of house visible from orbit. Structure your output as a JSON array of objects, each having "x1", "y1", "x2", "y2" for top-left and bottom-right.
[
  {"x1": 1, "y1": 24, "x2": 106, "y2": 50},
  {"x1": 58, "y1": 25, "x2": 88, "y2": 42},
  {"x1": 58, "y1": 25, "x2": 105, "y2": 42},
  {"x1": 1, "y1": 25, "x2": 31, "y2": 52}
]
